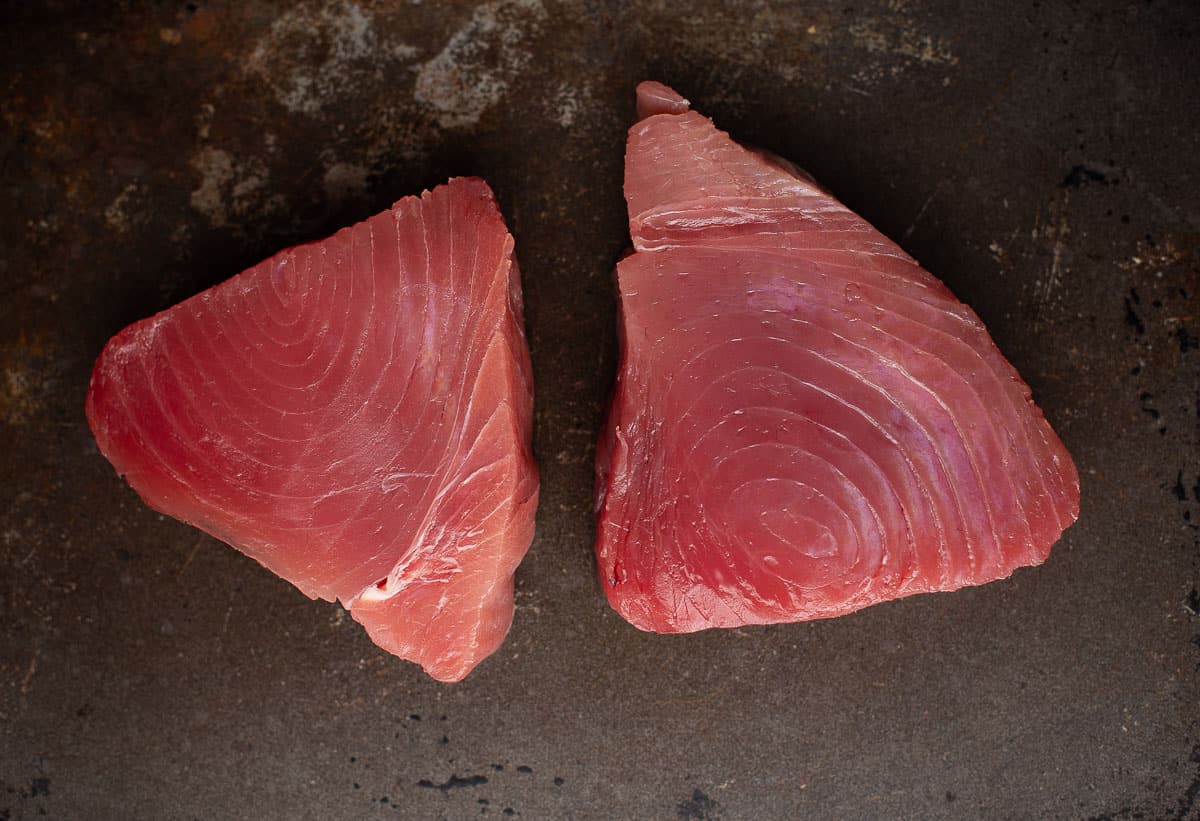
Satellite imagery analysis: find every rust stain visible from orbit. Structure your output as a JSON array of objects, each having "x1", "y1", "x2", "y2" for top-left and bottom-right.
[
  {"x1": 184, "y1": 9, "x2": 221, "y2": 43},
  {"x1": 0, "y1": 333, "x2": 58, "y2": 427}
]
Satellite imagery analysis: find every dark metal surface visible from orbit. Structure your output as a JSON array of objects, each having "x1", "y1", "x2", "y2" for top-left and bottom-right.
[{"x1": 2, "y1": 1, "x2": 1198, "y2": 818}]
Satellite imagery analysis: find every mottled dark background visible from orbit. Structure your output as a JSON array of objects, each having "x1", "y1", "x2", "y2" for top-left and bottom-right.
[{"x1": 1, "y1": 1, "x2": 1197, "y2": 818}]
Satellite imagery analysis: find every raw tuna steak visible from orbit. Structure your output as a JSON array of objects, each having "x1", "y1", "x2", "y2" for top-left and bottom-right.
[
  {"x1": 595, "y1": 82, "x2": 1080, "y2": 633},
  {"x1": 87, "y1": 177, "x2": 538, "y2": 681}
]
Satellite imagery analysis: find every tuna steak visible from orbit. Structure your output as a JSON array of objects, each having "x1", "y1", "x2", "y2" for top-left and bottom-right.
[
  {"x1": 87, "y1": 177, "x2": 538, "y2": 681},
  {"x1": 595, "y1": 82, "x2": 1080, "y2": 633}
]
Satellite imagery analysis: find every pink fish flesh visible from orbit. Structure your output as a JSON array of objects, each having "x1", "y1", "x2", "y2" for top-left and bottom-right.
[
  {"x1": 87, "y1": 177, "x2": 539, "y2": 681},
  {"x1": 595, "y1": 82, "x2": 1080, "y2": 633}
]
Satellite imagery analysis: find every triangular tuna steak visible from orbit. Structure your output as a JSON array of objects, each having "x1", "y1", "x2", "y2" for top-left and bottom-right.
[
  {"x1": 87, "y1": 177, "x2": 538, "y2": 681},
  {"x1": 595, "y1": 82, "x2": 1080, "y2": 633}
]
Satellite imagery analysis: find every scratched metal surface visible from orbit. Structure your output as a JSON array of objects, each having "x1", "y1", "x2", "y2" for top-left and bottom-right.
[{"x1": 2, "y1": 1, "x2": 1198, "y2": 818}]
